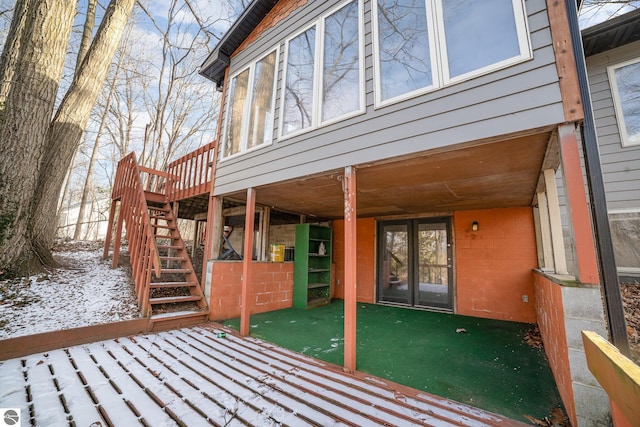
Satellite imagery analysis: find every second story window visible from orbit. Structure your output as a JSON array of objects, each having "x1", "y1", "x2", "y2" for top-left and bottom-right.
[
  {"x1": 608, "y1": 57, "x2": 640, "y2": 147},
  {"x1": 224, "y1": 49, "x2": 278, "y2": 158},
  {"x1": 373, "y1": 0, "x2": 531, "y2": 106},
  {"x1": 281, "y1": 0, "x2": 364, "y2": 138}
]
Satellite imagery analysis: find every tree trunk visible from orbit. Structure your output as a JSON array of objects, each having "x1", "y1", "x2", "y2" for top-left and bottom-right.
[
  {"x1": 0, "y1": 0, "x2": 76, "y2": 274},
  {"x1": 76, "y1": 0, "x2": 97, "y2": 74},
  {"x1": 74, "y1": 66, "x2": 120, "y2": 240},
  {"x1": 30, "y1": 0, "x2": 135, "y2": 260}
]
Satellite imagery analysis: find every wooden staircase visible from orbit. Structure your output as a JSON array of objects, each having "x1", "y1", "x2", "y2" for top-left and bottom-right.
[
  {"x1": 104, "y1": 153, "x2": 208, "y2": 331},
  {"x1": 146, "y1": 195, "x2": 207, "y2": 329}
]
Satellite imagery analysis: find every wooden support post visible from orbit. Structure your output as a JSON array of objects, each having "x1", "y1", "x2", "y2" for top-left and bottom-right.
[
  {"x1": 536, "y1": 192, "x2": 555, "y2": 270},
  {"x1": 543, "y1": 168, "x2": 568, "y2": 275},
  {"x1": 103, "y1": 200, "x2": 117, "y2": 259},
  {"x1": 192, "y1": 220, "x2": 199, "y2": 255},
  {"x1": 112, "y1": 200, "x2": 125, "y2": 268},
  {"x1": 240, "y1": 188, "x2": 256, "y2": 337},
  {"x1": 202, "y1": 196, "x2": 218, "y2": 306},
  {"x1": 343, "y1": 166, "x2": 357, "y2": 372},
  {"x1": 259, "y1": 206, "x2": 270, "y2": 261},
  {"x1": 209, "y1": 197, "x2": 223, "y2": 260},
  {"x1": 558, "y1": 124, "x2": 599, "y2": 283}
]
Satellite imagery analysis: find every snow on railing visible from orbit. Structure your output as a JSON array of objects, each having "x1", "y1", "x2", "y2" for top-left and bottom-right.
[
  {"x1": 166, "y1": 140, "x2": 216, "y2": 201},
  {"x1": 104, "y1": 152, "x2": 162, "y2": 317}
]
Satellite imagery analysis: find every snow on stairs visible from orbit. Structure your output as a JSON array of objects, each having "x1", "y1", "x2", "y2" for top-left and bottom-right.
[{"x1": 146, "y1": 193, "x2": 207, "y2": 331}]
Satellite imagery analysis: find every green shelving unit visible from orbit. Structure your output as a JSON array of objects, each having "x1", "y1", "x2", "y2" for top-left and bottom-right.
[{"x1": 293, "y1": 224, "x2": 332, "y2": 309}]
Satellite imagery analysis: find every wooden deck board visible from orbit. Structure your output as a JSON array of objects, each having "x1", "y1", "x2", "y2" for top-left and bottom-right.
[{"x1": 0, "y1": 324, "x2": 530, "y2": 427}]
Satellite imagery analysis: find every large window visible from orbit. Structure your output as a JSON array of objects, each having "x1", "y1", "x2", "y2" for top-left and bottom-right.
[
  {"x1": 373, "y1": 0, "x2": 531, "y2": 106},
  {"x1": 223, "y1": 49, "x2": 278, "y2": 158},
  {"x1": 608, "y1": 58, "x2": 640, "y2": 147},
  {"x1": 281, "y1": 0, "x2": 363, "y2": 138}
]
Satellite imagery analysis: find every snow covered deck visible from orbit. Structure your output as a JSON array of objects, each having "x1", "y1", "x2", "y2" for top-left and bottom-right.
[{"x1": 0, "y1": 324, "x2": 529, "y2": 426}]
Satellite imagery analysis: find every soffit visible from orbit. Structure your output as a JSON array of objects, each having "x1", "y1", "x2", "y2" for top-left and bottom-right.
[{"x1": 222, "y1": 132, "x2": 551, "y2": 220}]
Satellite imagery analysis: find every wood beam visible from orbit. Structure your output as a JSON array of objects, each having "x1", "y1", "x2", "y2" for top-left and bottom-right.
[
  {"x1": 582, "y1": 331, "x2": 640, "y2": 426},
  {"x1": 240, "y1": 188, "x2": 256, "y2": 337},
  {"x1": 103, "y1": 200, "x2": 117, "y2": 259},
  {"x1": 558, "y1": 124, "x2": 599, "y2": 283},
  {"x1": 343, "y1": 166, "x2": 357, "y2": 372},
  {"x1": 209, "y1": 197, "x2": 223, "y2": 260},
  {"x1": 536, "y1": 192, "x2": 555, "y2": 270},
  {"x1": 543, "y1": 168, "x2": 568, "y2": 275},
  {"x1": 112, "y1": 201, "x2": 125, "y2": 268},
  {"x1": 259, "y1": 206, "x2": 271, "y2": 261},
  {"x1": 545, "y1": 0, "x2": 583, "y2": 122}
]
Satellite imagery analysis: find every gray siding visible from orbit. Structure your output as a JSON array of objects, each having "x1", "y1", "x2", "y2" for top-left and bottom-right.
[
  {"x1": 586, "y1": 39, "x2": 640, "y2": 211},
  {"x1": 213, "y1": 0, "x2": 565, "y2": 196}
]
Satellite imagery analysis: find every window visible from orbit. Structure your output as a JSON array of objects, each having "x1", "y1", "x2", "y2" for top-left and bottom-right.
[
  {"x1": 282, "y1": 26, "x2": 317, "y2": 136},
  {"x1": 281, "y1": 0, "x2": 363, "y2": 138},
  {"x1": 375, "y1": 0, "x2": 436, "y2": 102},
  {"x1": 322, "y1": 0, "x2": 361, "y2": 122},
  {"x1": 373, "y1": 0, "x2": 531, "y2": 106},
  {"x1": 608, "y1": 58, "x2": 640, "y2": 147},
  {"x1": 609, "y1": 210, "x2": 640, "y2": 273},
  {"x1": 223, "y1": 49, "x2": 278, "y2": 158}
]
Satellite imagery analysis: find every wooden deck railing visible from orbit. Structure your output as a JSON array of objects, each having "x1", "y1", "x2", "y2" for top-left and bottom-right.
[
  {"x1": 166, "y1": 140, "x2": 216, "y2": 201},
  {"x1": 582, "y1": 331, "x2": 640, "y2": 426},
  {"x1": 104, "y1": 152, "x2": 162, "y2": 317}
]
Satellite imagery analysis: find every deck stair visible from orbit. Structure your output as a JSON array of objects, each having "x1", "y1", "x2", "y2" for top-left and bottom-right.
[{"x1": 104, "y1": 153, "x2": 208, "y2": 331}]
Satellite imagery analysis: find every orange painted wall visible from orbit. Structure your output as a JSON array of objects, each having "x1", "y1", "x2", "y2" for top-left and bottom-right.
[
  {"x1": 454, "y1": 208, "x2": 538, "y2": 323},
  {"x1": 208, "y1": 261, "x2": 293, "y2": 321},
  {"x1": 333, "y1": 218, "x2": 376, "y2": 303},
  {"x1": 533, "y1": 272, "x2": 577, "y2": 426}
]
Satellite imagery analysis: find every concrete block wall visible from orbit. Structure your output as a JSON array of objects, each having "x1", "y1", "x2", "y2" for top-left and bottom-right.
[
  {"x1": 206, "y1": 260, "x2": 294, "y2": 321},
  {"x1": 534, "y1": 271, "x2": 610, "y2": 426}
]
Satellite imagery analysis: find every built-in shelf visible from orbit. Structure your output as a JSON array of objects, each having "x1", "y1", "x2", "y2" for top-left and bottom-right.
[{"x1": 293, "y1": 224, "x2": 332, "y2": 309}]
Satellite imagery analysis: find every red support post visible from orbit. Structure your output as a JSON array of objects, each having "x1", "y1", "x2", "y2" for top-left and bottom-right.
[
  {"x1": 240, "y1": 188, "x2": 256, "y2": 336},
  {"x1": 558, "y1": 124, "x2": 599, "y2": 283},
  {"x1": 103, "y1": 200, "x2": 118, "y2": 259},
  {"x1": 343, "y1": 166, "x2": 357, "y2": 372}
]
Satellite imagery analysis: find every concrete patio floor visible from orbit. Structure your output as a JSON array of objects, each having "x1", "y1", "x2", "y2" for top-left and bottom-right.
[
  {"x1": 0, "y1": 323, "x2": 532, "y2": 426},
  {"x1": 225, "y1": 301, "x2": 563, "y2": 423}
]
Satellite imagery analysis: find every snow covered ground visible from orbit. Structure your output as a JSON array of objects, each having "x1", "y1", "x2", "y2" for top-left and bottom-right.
[{"x1": 0, "y1": 241, "x2": 140, "y2": 340}]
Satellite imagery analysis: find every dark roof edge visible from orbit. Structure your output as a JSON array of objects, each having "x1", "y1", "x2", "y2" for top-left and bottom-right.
[
  {"x1": 199, "y1": 0, "x2": 278, "y2": 88},
  {"x1": 581, "y1": 7, "x2": 640, "y2": 56}
]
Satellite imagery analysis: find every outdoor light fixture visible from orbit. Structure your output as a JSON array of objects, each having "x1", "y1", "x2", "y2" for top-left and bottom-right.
[{"x1": 472, "y1": 221, "x2": 479, "y2": 231}]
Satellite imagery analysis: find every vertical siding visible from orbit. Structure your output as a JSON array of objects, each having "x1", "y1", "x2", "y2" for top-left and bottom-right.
[
  {"x1": 586, "y1": 40, "x2": 640, "y2": 210},
  {"x1": 214, "y1": 0, "x2": 565, "y2": 196}
]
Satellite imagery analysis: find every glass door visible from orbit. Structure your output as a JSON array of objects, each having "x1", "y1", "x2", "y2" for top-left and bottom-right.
[
  {"x1": 379, "y1": 222, "x2": 410, "y2": 304},
  {"x1": 416, "y1": 221, "x2": 452, "y2": 309},
  {"x1": 378, "y1": 218, "x2": 453, "y2": 310}
]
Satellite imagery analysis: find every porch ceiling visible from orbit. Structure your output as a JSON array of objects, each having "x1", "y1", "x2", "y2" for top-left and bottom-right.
[{"x1": 225, "y1": 132, "x2": 551, "y2": 219}]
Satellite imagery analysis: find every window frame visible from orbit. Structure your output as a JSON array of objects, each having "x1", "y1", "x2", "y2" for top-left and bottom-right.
[
  {"x1": 372, "y1": 0, "x2": 532, "y2": 108},
  {"x1": 607, "y1": 57, "x2": 640, "y2": 148},
  {"x1": 279, "y1": 0, "x2": 364, "y2": 141},
  {"x1": 608, "y1": 208, "x2": 640, "y2": 274},
  {"x1": 221, "y1": 47, "x2": 280, "y2": 161}
]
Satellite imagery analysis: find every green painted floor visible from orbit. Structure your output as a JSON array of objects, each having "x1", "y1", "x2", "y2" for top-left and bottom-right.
[{"x1": 225, "y1": 300, "x2": 563, "y2": 423}]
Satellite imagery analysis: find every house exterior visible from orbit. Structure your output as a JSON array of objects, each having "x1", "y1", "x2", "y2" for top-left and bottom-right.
[
  {"x1": 104, "y1": 0, "x2": 628, "y2": 425},
  {"x1": 582, "y1": 9, "x2": 640, "y2": 278}
]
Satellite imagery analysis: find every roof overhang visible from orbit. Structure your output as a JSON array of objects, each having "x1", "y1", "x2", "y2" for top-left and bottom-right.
[
  {"x1": 581, "y1": 7, "x2": 640, "y2": 57},
  {"x1": 199, "y1": 0, "x2": 278, "y2": 88}
]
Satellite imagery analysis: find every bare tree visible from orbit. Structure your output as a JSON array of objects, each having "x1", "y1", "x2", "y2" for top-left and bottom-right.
[{"x1": 0, "y1": 0, "x2": 135, "y2": 274}]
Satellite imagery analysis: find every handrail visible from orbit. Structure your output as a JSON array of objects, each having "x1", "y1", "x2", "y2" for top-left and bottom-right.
[
  {"x1": 166, "y1": 140, "x2": 216, "y2": 201},
  {"x1": 582, "y1": 331, "x2": 640, "y2": 426},
  {"x1": 107, "y1": 152, "x2": 162, "y2": 316}
]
